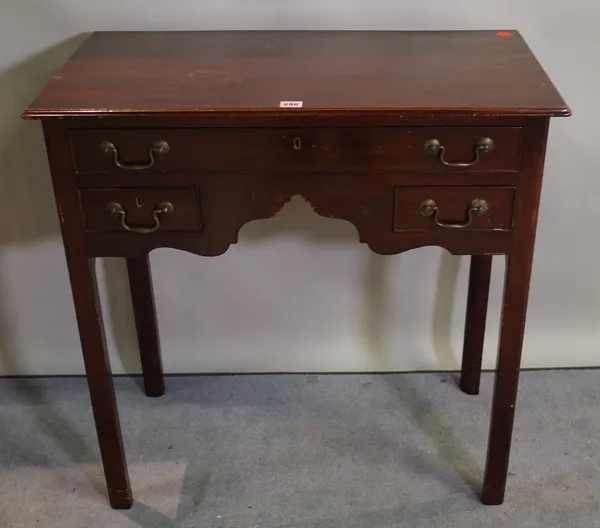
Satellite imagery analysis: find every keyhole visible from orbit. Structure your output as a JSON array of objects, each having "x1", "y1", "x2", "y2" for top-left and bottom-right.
[
  {"x1": 135, "y1": 197, "x2": 143, "y2": 208},
  {"x1": 293, "y1": 137, "x2": 302, "y2": 150}
]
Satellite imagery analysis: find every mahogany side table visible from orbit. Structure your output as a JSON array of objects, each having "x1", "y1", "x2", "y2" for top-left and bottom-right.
[{"x1": 23, "y1": 30, "x2": 569, "y2": 509}]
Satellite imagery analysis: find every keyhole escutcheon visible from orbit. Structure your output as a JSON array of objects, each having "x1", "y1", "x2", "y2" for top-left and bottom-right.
[{"x1": 293, "y1": 137, "x2": 302, "y2": 150}]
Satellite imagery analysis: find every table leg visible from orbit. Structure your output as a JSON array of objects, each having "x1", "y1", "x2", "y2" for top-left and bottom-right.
[
  {"x1": 126, "y1": 256, "x2": 165, "y2": 397},
  {"x1": 460, "y1": 255, "x2": 492, "y2": 395},
  {"x1": 65, "y1": 253, "x2": 133, "y2": 509},
  {"x1": 482, "y1": 252, "x2": 533, "y2": 505}
]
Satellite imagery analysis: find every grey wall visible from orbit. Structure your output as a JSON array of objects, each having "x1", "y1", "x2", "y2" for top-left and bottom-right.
[{"x1": 0, "y1": 1, "x2": 596, "y2": 375}]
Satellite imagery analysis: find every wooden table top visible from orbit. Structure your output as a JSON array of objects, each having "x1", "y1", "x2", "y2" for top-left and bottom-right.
[{"x1": 23, "y1": 30, "x2": 569, "y2": 119}]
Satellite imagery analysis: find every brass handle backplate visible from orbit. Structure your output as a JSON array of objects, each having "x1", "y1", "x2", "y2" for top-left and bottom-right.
[
  {"x1": 107, "y1": 201, "x2": 174, "y2": 234},
  {"x1": 424, "y1": 137, "x2": 494, "y2": 168},
  {"x1": 419, "y1": 198, "x2": 489, "y2": 229},
  {"x1": 100, "y1": 140, "x2": 170, "y2": 171}
]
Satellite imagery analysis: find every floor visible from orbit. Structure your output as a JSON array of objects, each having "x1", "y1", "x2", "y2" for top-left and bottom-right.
[{"x1": 0, "y1": 371, "x2": 598, "y2": 528}]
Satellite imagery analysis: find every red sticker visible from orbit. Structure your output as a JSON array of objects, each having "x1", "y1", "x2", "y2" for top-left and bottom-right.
[{"x1": 496, "y1": 31, "x2": 514, "y2": 37}]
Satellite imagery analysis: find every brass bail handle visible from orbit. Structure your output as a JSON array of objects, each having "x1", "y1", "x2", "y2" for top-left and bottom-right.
[
  {"x1": 100, "y1": 140, "x2": 170, "y2": 171},
  {"x1": 107, "y1": 201, "x2": 174, "y2": 234},
  {"x1": 424, "y1": 137, "x2": 494, "y2": 168},
  {"x1": 419, "y1": 198, "x2": 489, "y2": 229}
]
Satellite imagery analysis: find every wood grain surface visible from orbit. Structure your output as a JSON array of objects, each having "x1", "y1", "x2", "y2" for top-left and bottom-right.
[{"x1": 24, "y1": 31, "x2": 569, "y2": 118}]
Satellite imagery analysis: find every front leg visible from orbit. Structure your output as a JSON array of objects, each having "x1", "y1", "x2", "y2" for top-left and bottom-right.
[
  {"x1": 65, "y1": 253, "x2": 133, "y2": 509},
  {"x1": 482, "y1": 252, "x2": 533, "y2": 504},
  {"x1": 482, "y1": 117, "x2": 549, "y2": 504},
  {"x1": 43, "y1": 120, "x2": 133, "y2": 509}
]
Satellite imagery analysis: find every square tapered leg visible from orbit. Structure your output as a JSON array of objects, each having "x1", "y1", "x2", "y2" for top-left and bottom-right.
[
  {"x1": 460, "y1": 255, "x2": 493, "y2": 395},
  {"x1": 127, "y1": 255, "x2": 165, "y2": 398}
]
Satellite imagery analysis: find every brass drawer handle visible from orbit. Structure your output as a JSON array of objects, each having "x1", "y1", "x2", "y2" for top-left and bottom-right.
[
  {"x1": 420, "y1": 198, "x2": 489, "y2": 229},
  {"x1": 107, "y1": 201, "x2": 174, "y2": 234},
  {"x1": 424, "y1": 137, "x2": 494, "y2": 168},
  {"x1": 100, "y1": 140, "x2": 170, "y2": 170}
]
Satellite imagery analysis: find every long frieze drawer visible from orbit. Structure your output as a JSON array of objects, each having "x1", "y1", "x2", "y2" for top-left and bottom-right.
[
  {"x1": 70, "y1": 127, "x2": 522, "y2": 174},
  {"x1": 394, "y1": 187, "x2": 515, "y2": 232},
  {"x1": 79, "y1": 188, "x2": 201, "y2": 233}
]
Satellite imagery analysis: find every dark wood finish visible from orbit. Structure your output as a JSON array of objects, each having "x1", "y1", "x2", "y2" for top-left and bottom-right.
[
  {"x1": 393, "y1": 187, "x2": 515, "y2": 232},
  {"x1": 482, "y1": 117, "x2": 550, "y2": 505},
  {"x1": 127, "y1": 256, "x2": 165, "y2": 397},
  {"x1": 79, "y1": 188, "x2": 201, "y2": 233},
  {"x1": 460, "y1": 255, "x2": 493, "y2": 395},
  {"x1": 66, "y1": 258, "x2": 132, "y2": 509},
  {"x1": 70, "y1": 127, "x2": 522, "y2": 174},
  {"x1": 42, "y1": 121, "x2": 132, "y2": 508},
  {"x1": 63, "y1": 114, "x2": 531, "y2": 129},
  {"x1": 23, "y1": 31, "x2": 569, "y2": 118},
  {"x1": 23, "y1": 31, "x2": 568, "y2": 509},
  {"x1": 76, "y1": 168, "x2": 522, "y2": 189}
]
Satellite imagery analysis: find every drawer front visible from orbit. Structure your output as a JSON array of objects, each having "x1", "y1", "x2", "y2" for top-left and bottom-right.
[
  {"x1": 70, "y1": 127, "x2": 521, "y2": 174},
  {"x1": 394, "y1": 187, "x2": 515, "y2": 232},
  {"x1": 80, "y1": 188, "x2": 201, "y2": 233}
]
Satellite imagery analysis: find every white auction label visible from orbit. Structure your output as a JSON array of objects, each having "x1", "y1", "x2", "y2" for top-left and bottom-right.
[{"x1": 279, "y1": 101, "x2": 303, "y2": 108}]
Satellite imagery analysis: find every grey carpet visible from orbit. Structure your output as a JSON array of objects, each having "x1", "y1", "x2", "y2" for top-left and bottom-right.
[{"x1": 0, "y1": 371, "x2": 599, "y2": 528}]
